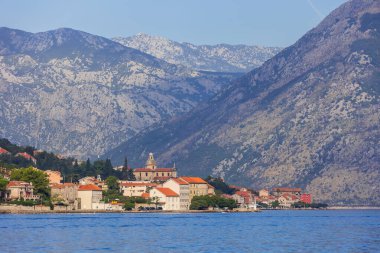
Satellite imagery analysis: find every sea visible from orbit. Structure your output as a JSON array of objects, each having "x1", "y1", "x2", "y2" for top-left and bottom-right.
[{"x1": 0, "y1": 210, "x2": 379, "y2": 252}]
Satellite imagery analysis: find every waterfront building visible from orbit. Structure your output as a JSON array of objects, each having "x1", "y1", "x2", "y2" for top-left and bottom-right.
[
  {"x1": 77, "y1": 184, "x2": 102, "y2": 209},
  {"x1": 300, "y1": 193, "x2": 312, "y2": 204},
  {"x1": 259, "y1": 189, "x2": 269, "y2": 197},
  {"x1": 272, "y1": 187, "x2": 302, "y2": 197},
  {"x1": 50, "y1": 183, "x2": 78, "y2": 207},
  {"x1": 179, "y1": 177, "x2": 211, "y2": 200},
  {"x1": 233, "y1": 188, "x2": 254, "y2": 208},
  {"x1": 6, "y1": 181, "x2": 39, "y2": 201},
  {"x1": 120, "y1": 182, "x2": 157, "y2": 197},
  {"x1": 133, "y1": 153, "x2": 177, "y2": 181},
  {"x1": 163, "y1": 178, "x2": 190, "y2": 210},
  {"x1": 149, "y1": 187, "x2": 180, "y2": 210},
  {"x1": 278, "y1": 193, "x2": 299, "y2": 208}
]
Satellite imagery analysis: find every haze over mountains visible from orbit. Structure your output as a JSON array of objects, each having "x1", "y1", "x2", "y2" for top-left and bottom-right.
[
  {"x1": 106, "y1": 0, "x2": 380, "y2": 205},
  {"x1": 113, "y1": 34, "x2": 282, "y2": 72}
]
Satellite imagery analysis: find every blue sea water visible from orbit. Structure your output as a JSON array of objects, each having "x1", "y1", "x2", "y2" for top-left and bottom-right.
[{"x1": 0, "y1": 210, "x2": 379, "y2": 252}]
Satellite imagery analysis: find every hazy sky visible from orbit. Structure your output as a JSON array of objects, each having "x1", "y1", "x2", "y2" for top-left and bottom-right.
[{"x1": 1, "y1": 0, "x2": 346, "y2": 47}]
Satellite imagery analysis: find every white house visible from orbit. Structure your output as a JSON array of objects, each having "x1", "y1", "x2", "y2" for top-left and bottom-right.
[
  {"x1": 77, "y1": 184, "x2": 102, "y2": 209},
  {"x1": 149, "y1": 187, "x2": 180, "y2": 211},
  {"x1": 163, "y1": 178, "x2": 190, "y2": 210},
  {"x1": 120, "y1": 182, "x2": 157, "y2": 197}
]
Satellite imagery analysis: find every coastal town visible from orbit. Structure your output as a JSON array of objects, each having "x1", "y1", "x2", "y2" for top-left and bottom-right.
[{"x1": 0, "y1": 141, "x2": 317, "y2": 213}]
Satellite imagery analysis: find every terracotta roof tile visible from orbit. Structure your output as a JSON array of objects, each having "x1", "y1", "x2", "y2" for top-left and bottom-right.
[
  {"x1": 171, "y1": 178, "x2": 189, "y2": 185},
  {"x1": 180, "y1": 177, "x2": 207, "y2": 184},
  {"x1": 0, "y1": 147, "x2": 10, "y2": 154},
  {"x1": 155, "y1": 187, "x2": 179, "y2": 197},
  {"x1": 78, "y1": 184, "x2": 102, "y2": 191}
]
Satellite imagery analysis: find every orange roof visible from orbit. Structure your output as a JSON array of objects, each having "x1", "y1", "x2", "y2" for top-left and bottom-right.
[
  {"x1": 78, "y1": 184, "x2": 102, "y2": 191},
  {"x1": 155, "y1": 187, "x2": 179, "y2": 197},
  {"x1": 134, "y1": 168, "x2": 154, "y2": 172},
  {"x1": 7, "y1": 181, "x2": 31, "y2": 187},
  {"x1": 273, "y1": 187, "x2": 302, "y2": 193},
  {"x1": 141, "y1": 192, "x2": 150, "y2": 199},
  {"x1": 155, "y1": 168, "x2": 175, "y2": 172},
  {"x1": 16, "y1": 152, "x2": 36, "y2": 161},
  {"x1": 171, "y1": 178, "x2": 189, "y2": 185},
  {"x1": 180, "y1": 177, "x2": 207, "y2": 184}
]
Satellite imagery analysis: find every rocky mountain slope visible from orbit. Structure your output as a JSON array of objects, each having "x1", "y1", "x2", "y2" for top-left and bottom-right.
[
  {"x1": 106, "y1": 0, "x2": 380, "y2": 205},
  {"x1": 113, "y1": 34, "x2": 282, "y2": 72},
  {"x1": 0, "y1": 27, "x2": 239, "y2": 158}
]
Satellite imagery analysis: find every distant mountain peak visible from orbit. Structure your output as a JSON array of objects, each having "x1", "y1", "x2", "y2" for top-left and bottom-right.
[{"x1": 113, "y1": 34, "x2": 282, "y2": 72}]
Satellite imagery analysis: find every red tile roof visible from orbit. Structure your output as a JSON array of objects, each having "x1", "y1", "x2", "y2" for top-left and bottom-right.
[
  {"x1": 16, "y1": 152, "x2": 36, "y2": 162},
  {"x1": 141, "y1": 192, "x2": 150, "y2": 199},
  {"x1": 78, "y1": 184, "x2": 102, "y2": 191},
  {"x1": 134, "y1": 168, "x2": 154, "y2": 172},
  {"x1": 7, "y1": 181, "x2": 32, "y2": 187},
  {"x1": 0, "y1": 147, "x2": 10, "y2": 154},
  {"x1": 180, "y1": 177, "x2": 207, "y2": 184},
  {"x1": 156, "y1": 187, "x2": 179, "y2": 197},
  {"x1": 273, "y1": 187, "x2": 302, "y2": 193},
  {"x1": 171, "y1": 178, "x2": 189, "y2": 185},
  {"x1": 155, "y1": 168, "x2": 175, "y2": 172}
]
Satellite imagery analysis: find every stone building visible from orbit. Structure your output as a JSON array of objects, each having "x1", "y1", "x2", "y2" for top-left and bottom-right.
[{"x1": 133, "y1": 153, "x2": 177, "y2": 181}]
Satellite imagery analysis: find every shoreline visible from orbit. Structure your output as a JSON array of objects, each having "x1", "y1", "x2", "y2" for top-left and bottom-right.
[{"x1": 1, "y1": 206, "x2": 380, "y2": 214}]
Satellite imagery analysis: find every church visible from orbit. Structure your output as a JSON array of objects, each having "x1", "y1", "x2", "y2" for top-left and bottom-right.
[{"x1": 133, "y1": 153, "x2": 177, "y2": 181}]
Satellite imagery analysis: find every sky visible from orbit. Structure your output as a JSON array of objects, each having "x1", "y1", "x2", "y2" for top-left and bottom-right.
[{"x1": 1, "y1": 0, "x2": 347, "y2": 47}]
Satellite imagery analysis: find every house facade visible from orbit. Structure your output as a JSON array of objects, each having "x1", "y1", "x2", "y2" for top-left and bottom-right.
[
  {"x1": 77, "y1": 184, "x2": 102, "y2": 209},
  {"x1": 6, "y1": 181, "x2": 39, "y2": 201},
  {"x1": 180, "y1": 177, "x2": 210, "y2": 200},
  {"x1": 51, "y1": 183, "x2": 78, "y2": 206},
  {"x1": 45, "y1": 170, "x2": 63, "y2": 184},
  {"x1": 120, "y1": 182, "x2": 157, "y2": 197},
  {"x1": 163, "y1": 178, "x2": 190, "y2": 210},
  {"x1": 149, "y1": 187, "x2": 180, "y2": 210}
]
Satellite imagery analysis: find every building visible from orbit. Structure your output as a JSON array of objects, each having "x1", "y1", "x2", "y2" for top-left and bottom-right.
[
  {"x1": 16, "y1": 152, "x2": 37, "y2": 164},
  {"x1": 133, "y1": 153, "x2": 177, "y2": 181},
  {"x1": 179, "y1": 177, "x2": 211, "y2": 200},
  {"x1": 278, "y1": 193, "x2": 299, "y2": 208},
  {"x1": 259, "y1": 189, "x2": 269, "y2": 198},
  {"x1": 0, "y1": 147, "x2": 10, "y2": 155},
  {"x1": 233, "y1": 188, "x2": 254, "y2": 208},
  {"x1": 77, "y1": 184, "x2": 102, "y2": 209},
  {"x1": 120, "y1": 182, "x2": 157, "y2": 197},
  {"x1": 163, "y1": 178, "x2": 190, "y2": 210},
  {"x1": 272, "y1": 187, "x2": 302, "y2": 197},
  {"x1": 300, "y1": 193, "x2": 312, "y2": 204},
  {"x1": 149, "y1": 187, "x2": 180, "y2": 210},
  {"x1": 50, "y1": 183, "x2": 78, "y2": 206},
  {"x1": 45, "y1": 170, "x2": 63, "y2": 184},
  {"x1": 6, "y1": 181, "x2": 39, "y2": 201}
]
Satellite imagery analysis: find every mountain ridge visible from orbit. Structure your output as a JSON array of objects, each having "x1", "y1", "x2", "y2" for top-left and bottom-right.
[
  {"x1": 105, "y1": 0, "x2": 380, "y2": 205},
  {"x1": 113, "y1": 33, "x2": 282, "y2": 72}
]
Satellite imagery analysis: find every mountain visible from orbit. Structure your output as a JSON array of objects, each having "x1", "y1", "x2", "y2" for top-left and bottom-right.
[
  {"x1": 113, "y1": 34, "x2": 282, "y2": 72},
  {"x1": 105, "y1": 0, "x2": 380, "y2": 205},
  {"x1": 0, "y1": 27, "x2": 239, "y2": 158}
]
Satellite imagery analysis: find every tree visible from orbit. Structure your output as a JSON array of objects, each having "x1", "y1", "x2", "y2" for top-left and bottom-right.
[
  {"x1": 105, "y1": 176, "x2": 120, "y2": 193},
  {"x1": 123, "y1": 201, "x2": 134, "y2": 211},
  {"x1": 10, "y1": 167, "x2": 50, "y2": 199},
  {"x1": 271, "y1": 200, "x2": 280, "y2": 209},
  {"x1": 127, "y1": 169, "x2": 136, "y2": 181},
  {"x1": 0, "y1": 176, "x2": 9, "y2": 201}
]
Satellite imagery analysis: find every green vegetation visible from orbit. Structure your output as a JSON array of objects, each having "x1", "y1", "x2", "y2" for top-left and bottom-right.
[
  {"x1": 292, "y1": 202, "x2": 328, "y2": 209},
  {"x1": 0, "y1": 176, "x2": 9, "y2": 201},
  {"x1": 190, "y1": 195, "x2": 237, "y2": 210},
  {"x1": 271, "y1": 200, "x2": 280, "y2": 209},
  {"x1": 10, "y1": 167, "x2": 50, "y2": 199},
  {"x1": 0, "y1": 138, "x2": 123, "y2": 183},
  {"x1": 205, "y1": 176, "x2": 236, "y2": 195}
]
